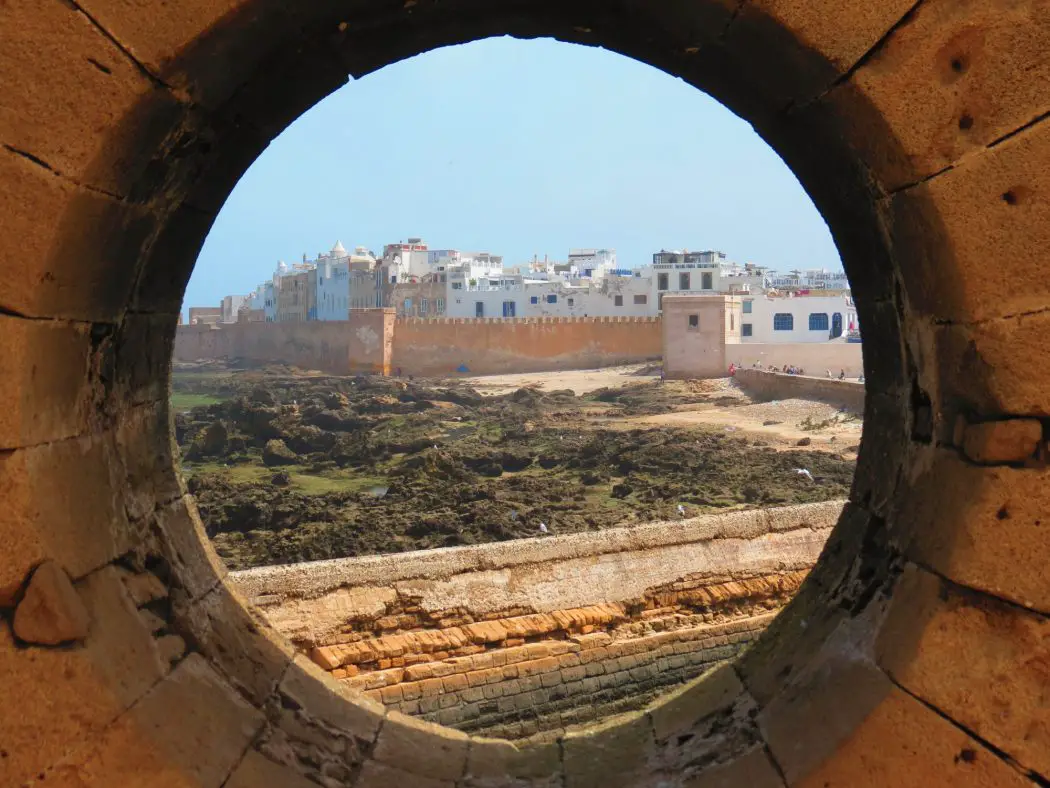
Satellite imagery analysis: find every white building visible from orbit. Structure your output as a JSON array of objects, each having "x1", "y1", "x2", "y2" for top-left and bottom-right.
[
  {"x1": 445, "y1": 273, "x2": 653, "y2": 318},
  {"x1": 566, "y1": 248, "x2": 617, "y2": 279},
  {"x1": 383, "y1": 238, "x2": 430, "y2": 281},
  {"x1": 769, "y1": 268, "x2": 851, "y2": 290},
  {"x1": 739, "y1": 291, "x2": 858, "y2": 343},
  {"x1": 649, "y1": 250, "x2": 769, "y2": 308}
]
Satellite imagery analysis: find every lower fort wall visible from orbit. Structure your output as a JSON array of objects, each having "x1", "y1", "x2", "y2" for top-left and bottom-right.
[
  {"x1": 734, "y1": 368, "x2": 866, "y2": 412},
  {"x1": 232, "y1": 501, "x2": 842, "y2": 739}
]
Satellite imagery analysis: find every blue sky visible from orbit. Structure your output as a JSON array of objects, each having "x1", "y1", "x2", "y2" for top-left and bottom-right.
[{"x1": 184, "y1": 36, "x2": 841, "y2": 311}]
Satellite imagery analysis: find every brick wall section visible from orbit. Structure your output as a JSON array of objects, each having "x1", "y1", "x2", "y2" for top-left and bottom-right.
[
  {"x1": 735, "y1": 368, "x2": 865, "y2": 412},
  {"x1": 302, "y1": 571, "x2": 805, "y2": 739},
  {"x1": 360, "y1": 615, "x2": 772, "y2": 739}
]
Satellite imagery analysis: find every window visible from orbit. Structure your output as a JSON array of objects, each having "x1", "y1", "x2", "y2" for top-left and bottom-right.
[
  {"x1": 742, "y1": 323, "x2": 753, "y2": 337},
  {"x1": 773, "y1": 313, "x2": 794, "y2": 331},
  {"x1": 742, "y1": 300, "x2": 753, "y2": 314},
  {"x1": 420, "y1": 298, "x2": 429, "y2": 315},
  {"x1": 452, "y1": 282, "x2": 463, "y2": 290},
  {"x1": 475, "y1": 301, "x2": 485, "y2": 317},
  {"x1": 530, "y1": 296, "x2": 538, "y2": 304},
  {"x1": 404, "y1": 298, "x2": 412, "y2": 312},
  {"x1": 809, "y1": 313, "x2": 829, "y2": 331},
  {"x1": 658, "y1": 273, "x2": 669, "y2": 291},
  {"x1": 546, "y1": 294, "x2": 557, "y2": 304},
  {"x1": 436, "y1": 298, "x2": 445, "y2": 313},
  {"x1": 702, "y1": 272, "x2": 713, "y2": 290},
  {"x1": 502, "y1": 300, "x2": 516, "y2": 318},
  {"x1": 568, "y1": 298, "x2": 574, "y2": 307},
  {"x1": 614, "y1": 295, "x2": 623, "y2": 307},
  {"x1": 679, "y1": 272, "x2": 690, "y2": 290},
  {"x1": 730, "y1": 314, "x2": 735, "y2": 331},
  {"x1": 634, "y1": 294, "x2": 647, "y2": 305},
  {"x1": 687, "y1": 314, "x2": 699, "y2": 330}
]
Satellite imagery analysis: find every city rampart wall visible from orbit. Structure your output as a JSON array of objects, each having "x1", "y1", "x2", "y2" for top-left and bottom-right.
[
  {"x1": 735, "y1": 368, "x2": 866, "y2": 412},
  {"x1": 391, "y1": 316, "x2": 662, "y2": 376},
  {"x1": 232, "y1": 501, "x2": 842, "y2": 738},
  {"x1": 173, "y1": 310, "x2": 394, "y2": 375},
  {"x1": 174, "y1": 315, "x2": 662, "y2": 377}
]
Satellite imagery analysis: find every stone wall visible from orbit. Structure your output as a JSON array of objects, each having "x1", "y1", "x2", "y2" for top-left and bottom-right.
[
  {"x1": 175, "y1": 316, "x2": 662, "y2": 378},
  {"x1": 232, "y1": 501, "x2": 841, "y2": 738},
  {"x1": 726, "y1": 341, "x2": 864, "y2": 377},
  {"x1": 173, "y1": 310, "x2": 394, "y2": 375},
  {"x1": 391, "y1": 316, "x2": 662, "y2": 377},
  {"x1": 735, "y1": 369, "x2": 866, "y2": 412}
]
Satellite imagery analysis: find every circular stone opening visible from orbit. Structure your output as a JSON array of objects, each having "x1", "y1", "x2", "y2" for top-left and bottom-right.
[
  {"x1": 3, "y1": 2, "x2": 1049, "y2": 786},
  {"x1": 172, "y1": 35, "x2": 861, "y2": 749}
]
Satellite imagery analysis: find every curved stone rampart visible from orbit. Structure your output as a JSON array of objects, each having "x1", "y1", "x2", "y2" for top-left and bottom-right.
[{"x1": 233, "y1": 503, "x2": 839, "y2": 738}]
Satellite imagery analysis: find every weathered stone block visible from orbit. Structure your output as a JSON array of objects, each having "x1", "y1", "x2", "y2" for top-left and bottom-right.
[
  {"x1": 225, "y1": 749, "x2": 318, "y2": 788},
  {"x1": 281, "y1": 655, "x2": 385, "y2": 742},
  {"x1": 724, "y1": 0, "x2": 915, "y2": 107},
  {"x1": 962, "y1": 418, "x2": 1043, "y2": 464},
  {"x1": 154, "y1": 495, "x2": 226, "y2": 600},
  {"x1": 356, "y1": 758, "x2": 455, "y2": 788},
  {"x1": 760, "y1": 654, "x2": 891, "y2": 784},
  {"x1": 828, "y1": 0, "x2": 1050, "y2": 193},
  {"x1": 372, "y1": 711, "x2": 469, "y2": 781},
  {"x1": 650, "y1": 663, "x2": 744, "y2": 741},
  {"x1": 0, "y1": 569, "x2": 164, "y2": 786},
  {"x1": 179, "y1": 582, "x2": 294, "y2": 705},
  {"x1": 878, "y1": 565, "x2": 1050, "y2": 777},
  {"x1": 797, "y1": 687, "x2": 1031, "y2": 787},
  {"x1": 934, "y1": 311, "x2": 1050, "y2": 416},
  {"x1": 0, "y1": 433, "x2": 131, "y2": 601},
  {"x1": 0, "y1": 316, "x2": 91, "y2": 450},
  {"x1": 685, "y1": 746, "x2": 785, "y2": 788},
  {"x1": 466, "y1": 736, "x2": 562, "y2": 784},
  {"x1": 563, "y1": 709, "x2": 654, "y2": 788},
  {"x1": 891, "y1": 449, "x2": 1050, "y2": 612},
  {"x1": 13, "y1": 560, "x2": 90, "y2": 645},
  {"x1": 48, "y1": 654, "x2": 263, "y2": 786},
  {"x1": 891, "y1": 119, "x2": 1050, "y2": 322},
  {"x1": 0, "y1": 0, "x2": 184, "y2": 196}
]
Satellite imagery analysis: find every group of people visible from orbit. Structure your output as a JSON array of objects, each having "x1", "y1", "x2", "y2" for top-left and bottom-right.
[
  {"x1": 735, "y1": 361, "x2": 808, "y2": 376},
  {"x1": 727, "y1": 361, "x2": 863, "y2": 383}
]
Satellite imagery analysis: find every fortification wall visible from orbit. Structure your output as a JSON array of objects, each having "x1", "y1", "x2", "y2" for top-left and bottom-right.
[
  {"x1": 232, "y1": 501, "x2": 842, "y2": 739},
  {"x1": 391, "y1": 316, "x2": 662, "y2": 377},
  {"x1": 173, "y1": 311, "x2": 394, "y2": 375},
  {"x1": 726, "y1": 341, "x2": 864, "y2": 376},
  {"x1": 174, "y1": 315, "x2": 662, "y2": 378},
  {"x1": 735, "y1": 368, "x2": 866, "y2": 412}
]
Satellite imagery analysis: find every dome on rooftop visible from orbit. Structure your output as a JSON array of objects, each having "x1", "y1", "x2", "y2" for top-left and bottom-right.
[{"x1": 332, "y1": 241, "x2": 347, "y2": 256}]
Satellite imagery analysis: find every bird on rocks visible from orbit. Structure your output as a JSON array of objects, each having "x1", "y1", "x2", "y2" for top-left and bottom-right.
[
  {"x1": 539, "y1": 523, "x2": 548, "y2": 534},
  {"x1": 793, "y1": 468, "x2": 814, "y2": 482}
]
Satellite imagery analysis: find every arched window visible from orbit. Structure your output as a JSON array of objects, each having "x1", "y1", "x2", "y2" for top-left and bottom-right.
[
  {"x1": 808, "y1": 313, "x2": 829, "y2": 331},
  {"x1": 773, "y1": 313, "x2": 794, "y2": 331}
]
